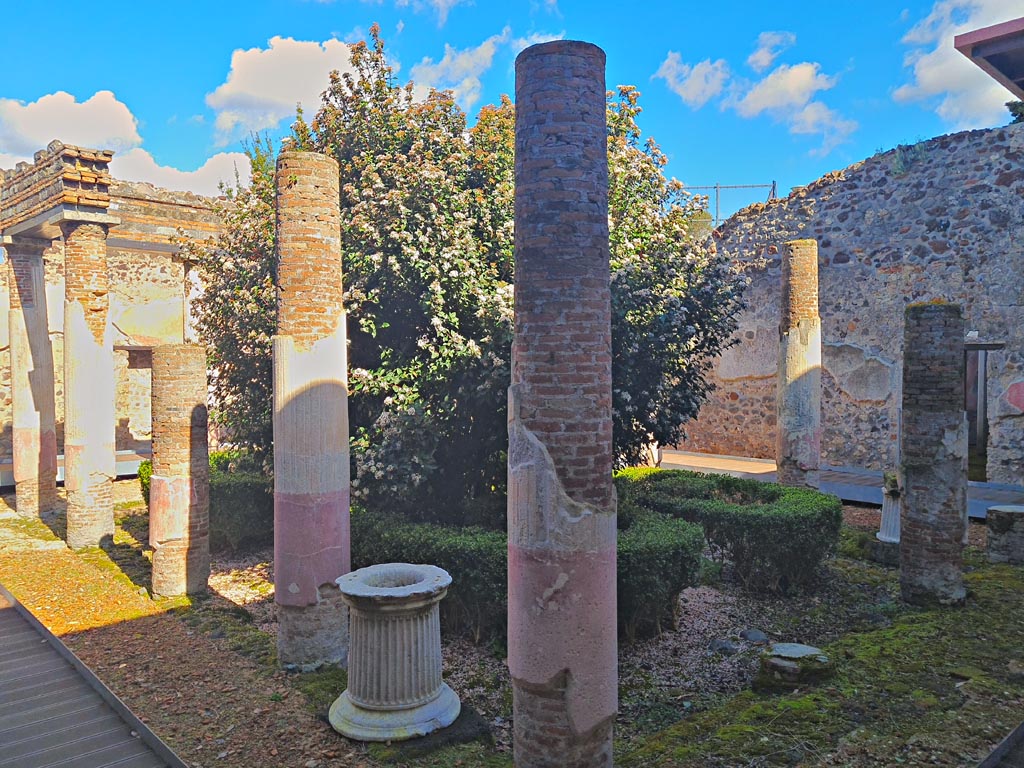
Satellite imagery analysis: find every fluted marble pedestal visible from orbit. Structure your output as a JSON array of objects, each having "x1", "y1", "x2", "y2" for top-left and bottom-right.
[
  {"x1": 877, "y1": 491, "x2": 901, "y2": 544},
  {"x1": 329, "y1": 563, "x2": 460, "y2": 741}
]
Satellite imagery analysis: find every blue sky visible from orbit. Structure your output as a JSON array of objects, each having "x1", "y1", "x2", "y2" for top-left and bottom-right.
[{"x1": 1, "y1": 0, "x2": 1019, "y2": 218}]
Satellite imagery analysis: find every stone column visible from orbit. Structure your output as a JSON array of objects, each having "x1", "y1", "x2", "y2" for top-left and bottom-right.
[
  {"x1": 509, "y1": 41, "x2": 617, "y2": 768},
  {"x1": 776, "y1": 238, "x2": 821, "y2": 488},
  {"x1": 899, "y1": 302, "x2": 967, "y2": 605},
  {"x1": 150, "y1": 343, "x2": 210, "y2": 596},
  {"x1": 5, "y1": 237, "x2": 58, "y2": 517},
  {"x1": 60, "y1": 220, "x2": 116, "y2": 549},
  {"x1": 273, "y1": 150, "x2": 350, "y2": 669}
]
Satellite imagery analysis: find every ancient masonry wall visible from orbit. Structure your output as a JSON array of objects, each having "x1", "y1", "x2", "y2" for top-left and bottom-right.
[
  {"x1": 0, "y1": 180, "x2": 221, "y2": 467},
  {"x1": 150, "y1": 343, "x2": 210, "y2": 596},
  {"x1": 508, "y1": 41, "x2": 617, "y2": 768},
  {"x1": 900, "y1": 302, "x2": 967, "y2": 605},
  {"x1": 681, "y1": 122, "x2": 1024, "y2": 484},
  {"x1": 272, "y1": 150, "x2": 350, "y2": 669}
]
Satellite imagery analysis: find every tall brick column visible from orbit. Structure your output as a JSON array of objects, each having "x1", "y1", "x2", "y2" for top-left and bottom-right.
[
  {"x1": 61, "y1": 220, "x2": 116, "y2": 549},
  {"x1": 150, "y1": 343, "x2": 210, "y2": 596},
  {"x1": 273, "y1": 150, "x2": 351, "y2": 669},
  {"x1": 776, "y1": 238, "x2": 822, "y2": 488},
  {"x1": 899, "y1": 302, "x2": 967, "y2": 605},
  {"x1": 508, "y1": 41, "x2": 617, "y2": 768},
  {"x1": 5, "y1": 237, "x2": 58, "y2": 517}
]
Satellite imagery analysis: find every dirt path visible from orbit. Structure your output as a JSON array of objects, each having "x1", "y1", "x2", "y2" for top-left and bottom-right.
[{"x1": 0, "y1": 492, "x2": 372, "y2": 768}]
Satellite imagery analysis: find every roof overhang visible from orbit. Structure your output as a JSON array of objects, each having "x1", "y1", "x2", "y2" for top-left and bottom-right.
[{"x1": 954, "y1": 17, "x2": 1024, "y2": 100}]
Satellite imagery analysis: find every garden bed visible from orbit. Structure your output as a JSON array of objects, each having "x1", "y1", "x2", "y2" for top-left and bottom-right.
[{"x1": 1, "y1": 483, "x2": 1020, "y2": 767}]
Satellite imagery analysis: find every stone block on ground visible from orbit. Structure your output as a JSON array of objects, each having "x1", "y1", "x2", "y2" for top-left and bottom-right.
[
  {"x1": 755, "y1": 643, "x2": 835, "y2": 692},
  {"x1": 987, "y1": 505, "x2": 1024, "y2": 565}
]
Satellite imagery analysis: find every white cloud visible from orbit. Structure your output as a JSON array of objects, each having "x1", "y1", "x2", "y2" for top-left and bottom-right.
[
  {"x1": 382, "y1": 0, "x2": 469, "y2": 26},
  {"x1": 206, "y1": 36, "x2": 356, "y2": 144},
  {"x1": 654, "y1": 52, "x2": 730, "y2": 109},
  {"x1": 729, "y1": 62, "x2": 857, "y2": 154},
  {"x1": 789, "y1": 102, "x2": 858, "y2": 156},
  {"x1": 0, "y1": 91, "x2": 141, "y2": 158},
  {"x1": 109, "y1": 148, "x2": 251, "y2": 197},
  {"x1": 410, "y1": 28, "x2": 511, "y2": 110},
  {"x1": 734, "y1": 62, "x2": 836, "y2": 117},
  {"x1": 746, "y1": 31, "x2": 796, "y2": 73},
  {"x1": 894, "y1": 0, "x2": 1018, "y2": 128},
  {"x1": 511, "y1": 30, "x2": 566, "y2": 54}
]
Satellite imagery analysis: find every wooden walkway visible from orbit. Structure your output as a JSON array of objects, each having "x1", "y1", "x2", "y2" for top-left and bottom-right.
[
  {"x1": 661, "y1": 450, "x2": 1024, "y2": 519},
  {"x1": 0, "y1": 584, "x2": 186, "y2": 768}
]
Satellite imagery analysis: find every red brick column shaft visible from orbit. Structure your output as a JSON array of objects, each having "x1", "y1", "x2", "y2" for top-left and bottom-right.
[
  {"x1": 776, "y1": 238, "x2": 821, "y2": 488},
  {"x1": 899, "y1": 302, "x2": 967, "y2": 605},
  {"x1": 508, "y1": 40, "x2": 616, "y2": 768},
  {"x1": 60, "y1": 220, "x2": 116, "y2": 549},
  {"x1": 273, "y1": 150, "x2": 351, "y2": 669},
  {"x1": 150, "y1": 343, "x2": 210, "y2": 596},
  {"x1": 5, "y1": 238, "x2": 58, "y2": 517}
]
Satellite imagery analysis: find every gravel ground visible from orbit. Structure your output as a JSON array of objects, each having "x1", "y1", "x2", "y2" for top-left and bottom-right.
[{"x1": 202, "y1": 503, "x2": 902, "y2": 752}]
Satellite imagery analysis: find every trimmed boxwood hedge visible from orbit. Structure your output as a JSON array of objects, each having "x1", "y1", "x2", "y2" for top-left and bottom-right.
[
  {"x1": 138, "y1": 454, "x2": 273, "y2": 552},
  {"x1": 615, "y1": 467, "x2": 842, "y2": 593},
  {"x1": 351, "y1": 503, "x2": 704, "y2": 643}
]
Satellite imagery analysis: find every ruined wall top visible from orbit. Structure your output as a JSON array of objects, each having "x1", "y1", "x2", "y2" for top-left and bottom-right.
[{"x1": 0, "y1": 141, "x2": 113, "y2": 234}]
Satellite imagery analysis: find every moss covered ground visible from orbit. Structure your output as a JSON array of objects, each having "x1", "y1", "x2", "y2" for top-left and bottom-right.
[{"x1": 621, "y1": 549, "x2": 1024, "y2": 767}]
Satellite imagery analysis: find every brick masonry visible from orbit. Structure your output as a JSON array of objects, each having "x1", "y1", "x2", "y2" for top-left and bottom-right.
[
  {"x1": 899, "y1": 302, "x2": 967, "y2": 605},
  {"x1": 150, "y1": 343, "x2": 210, "y2": 596},
  {"x1": 272, "y1": 150, "x2": 351, "y2": 670},
  {"x1": 681, "y1": 123, "x2": 1024, "y2": 485},
  {"x1": 776, "y1": 239, "x2": 822, "y2": 487},
  {"x1": 508, "y1": 40, "x2": 617, "y2": 768},
  {"x1": 61, "y1": 219, "x2": 116, "y2": 548}
]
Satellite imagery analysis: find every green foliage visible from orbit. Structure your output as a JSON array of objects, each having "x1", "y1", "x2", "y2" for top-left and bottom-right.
[
  {"x1": 179, "y1": 137, "x2": 277, "y2": 459},
  {"x1": 890, "y1": 141, "x2": 927, "y2": 176},
  {"x1": 139, "y1": 453, "x2": 272, "y2": 552},
  {"x1": 351, "y1": 507, "x2": 508, "y2": 643},
  {"x1": 137, "y1": 459, "x2": 153, "y2": 505},
  {"x1": 208, "y1": 468, "x2": 274, "y2": 552},
  {"x1": 1008, "y1": 100, "x2": 1024, "y2": 124},
  {"x1": 607, "y1": 86, "x2": 746, "y2": 466},
  {"x1": 351, "y1": 501, "x2": 703, "y2": 643},
  {"x1": 191, "y1": 24, "x2": 745, "y2": 520},
  {"x1": 617, "y1": 504, "x2": 704, "y2": 641},
  {"x1": 616, "y1": 469, "x2": 842, "y2": 593}
]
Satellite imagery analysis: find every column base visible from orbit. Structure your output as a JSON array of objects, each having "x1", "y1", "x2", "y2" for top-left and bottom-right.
[
  {"x1": 14, "y1": 479, "x2": 59, "y2": 518},
  {"x1": 329, "y1": 684, "x2": 460, "y2": 742}
]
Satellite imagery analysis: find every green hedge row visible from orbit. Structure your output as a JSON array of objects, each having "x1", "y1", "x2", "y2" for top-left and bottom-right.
[
  {"x1": 615, "y1": 468, "x2": 842, "y2": 593},
  {"x1": 138, "y1": 454, "x2": 273, "y2": 552},
  {"x1": 351, "y1": 504, "x2": 704, "y2": 643}
]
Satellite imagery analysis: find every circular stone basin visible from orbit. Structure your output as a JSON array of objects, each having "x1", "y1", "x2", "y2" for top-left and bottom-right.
[
  {"x1": 337, "y1": 563, "x2": 452, "y2": 609},
  {"x1": 330, "y1": 563, "x2": 460, "y2": 742}
]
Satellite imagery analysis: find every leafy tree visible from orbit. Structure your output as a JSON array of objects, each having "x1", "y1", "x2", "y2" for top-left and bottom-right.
[
  {"x1": 192, "y1": 25, "x2": 745, "y2": 522},
  {"x1": 295, "y1": 28, "x2": 514, "y2": 522},
  {"x1": 607, "y1": 86, "x2": 744, "y2": 466},
  {"x1": 180, "y1": 136, "x2": 277, "y2": 464},
  {"x1": 1008, "y1": 100, "x2": 1024, "y2": 124}
]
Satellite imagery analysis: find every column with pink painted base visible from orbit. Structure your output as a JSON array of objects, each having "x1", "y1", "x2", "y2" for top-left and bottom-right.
[
  {"x1": 272, "y1": 150, "x2": 351, "y2": 669},
  {"x1": 508, "y1": 40, "x2": 617, "y2": 768}
]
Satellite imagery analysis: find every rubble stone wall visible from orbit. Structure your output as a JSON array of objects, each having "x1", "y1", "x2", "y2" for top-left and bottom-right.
[{"x1": 680, "y1": 122, "x2": 1024, "y2": 484}]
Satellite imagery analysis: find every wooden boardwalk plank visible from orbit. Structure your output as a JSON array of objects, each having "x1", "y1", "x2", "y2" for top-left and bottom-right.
[{"x1": 0, "y1": 584, "x2": 186, "y2": 768}]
